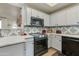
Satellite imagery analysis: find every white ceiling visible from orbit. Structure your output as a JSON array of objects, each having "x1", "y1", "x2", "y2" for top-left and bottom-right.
[
  {"x1": 46, "y1": 3, "x2": 58, "y2": 7},
  {"x1": 9, "y1": 3, "x2": 77, "y2": 14},
  {"x1": 26, "y1": 3, "x2": 76, "y2": 14}
]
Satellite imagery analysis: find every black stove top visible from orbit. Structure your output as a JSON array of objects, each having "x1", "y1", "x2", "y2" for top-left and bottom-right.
[
  {"x1": 29, "y1": 33, "x2": 47, "y2": 38},
  {"x1": 29, "y1": 33, "x2": 48, "y2": 41}
]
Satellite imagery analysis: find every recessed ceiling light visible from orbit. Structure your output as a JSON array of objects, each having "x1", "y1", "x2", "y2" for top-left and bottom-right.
[{"x1": 47, "y1": 3, "x2": 58, "y2": 7}]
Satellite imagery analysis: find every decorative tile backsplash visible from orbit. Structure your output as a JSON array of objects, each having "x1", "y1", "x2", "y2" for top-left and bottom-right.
[
  {"x1": 24, "y1": 26, "x2": 79, "y2": 35},
  {"x1": 24, "y1": 27, "x2": 44, "y2": 33},
  {"x1": 53, "y1": 26, "x2": 79, "y2": 35},
  {"x1": 1, "y1": 26, "x2": 79, "y2": 36},
  {"x1": 0, "y1": 29, "x2": 20, "y2": 36}
]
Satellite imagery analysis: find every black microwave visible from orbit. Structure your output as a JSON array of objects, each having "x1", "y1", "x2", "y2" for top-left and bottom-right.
[{"x1": 31, "y1": 17, "x2": 44, "y2": 27}]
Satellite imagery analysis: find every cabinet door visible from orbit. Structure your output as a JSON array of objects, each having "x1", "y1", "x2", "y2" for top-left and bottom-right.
[
  {"x1": 66, "y1": 7, "x2": 76, "y2": 25},
  {"x1": 22, "y1": 7, "x2": 33, "y2": 25},
  {"x1": 31, "y1": 9, "x2": 39, "y2": 17},
  {"x1": 36, "y1": 11, "x2": 43, "y2": 19},
  {"x1": 22, "y1": 7, "x2": 32, "y2": 26},
  {"x1": 48, "y1": 34, "x2": 52, "y2": 48},
  {"x1": 66, "y1": 5, "x2": 79, "y2": 25},
  {"x1": 25, "y1": 42, "x2": 34, "y2": 56},
  {"x1": 0, "y1": 43, "x2": 25, "y2": 56},
  {"x1": 32, "y1": 9, "x2": 44, "y2": 18},
  {"x1": 50, "y1": 14, "x2": 58, "y2": 26},
  {"x1": 21, "y1": 6, "x2": 27, "y2": 26},
  {"x1": 51, "y1": 35, "x2": 57, "y2": 48},
  {"x1": 38, "y1": 11, "x2": 50, "y2": 26},
  {"x1": 26, "y1": 7, "x2": 32, "y2": 25},
  {"x1": 54, "y1": 35, "x2": 62, "y2": 51},
  {"x1": 71, "y1": 5, "x2": 79, "y2": 25},
  {"x1": 75, "y1": 5, "x2": 79, "y2": 25},
  {"x1": 44, "y1": 14, "x2": 50, "y2": 26},
  {"x1": 51, "y1": 10, "x2": 67, "y2": 26},
  {"x1": 56, "y1": 10, "x2": 67, "y2": 26},
  {"x1": 52, "y1": 35, "x2": 62, "y2": 51}
]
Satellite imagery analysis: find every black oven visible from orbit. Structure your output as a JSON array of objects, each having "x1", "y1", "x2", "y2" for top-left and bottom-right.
[
  {"x1": 30, "y1": 33, "x2": 48, "y2": 56},
  {"x1": 34, "y1": 36, "x2": 48, "y2": 56},
  {"x1": 31, "y1": 17, "x2": 44, "y2": 27}
]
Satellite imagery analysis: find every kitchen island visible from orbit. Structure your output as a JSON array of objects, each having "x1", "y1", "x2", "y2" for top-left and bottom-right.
[{"x1": 0, "y1": 35, "x2": 34, "y2": 56}]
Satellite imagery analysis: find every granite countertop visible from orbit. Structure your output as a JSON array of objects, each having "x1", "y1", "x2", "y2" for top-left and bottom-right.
[
  {"x1": 47, "y1": 33, "x2": 79, "y2": 38},
  {"x1": 0, "y1": 35, "x2": 34, "y2": 47}
]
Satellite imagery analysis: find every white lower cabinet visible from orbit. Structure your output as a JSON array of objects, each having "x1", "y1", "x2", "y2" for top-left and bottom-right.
[
  {"x1": 24, "y1": 38, "x2": 34, "y2": 56},
  {"x1": 48, "y1": 34, "x2": 53, "y2": 48},
  {"x1": 0, "y1": 37, "x2": 34, "y2": 56},
  {"x1": 0, "y1": 43, "x2": 25, "y2": 56},
  {"x1": 48, "y1": 34, "x2": 62, "y2": 51},
  {"x1": 52, "y1": 35, "x2": 62, "y2": 51},
  {"x1": 25, "y1": 41, "x2": 34, "y2": 56}
]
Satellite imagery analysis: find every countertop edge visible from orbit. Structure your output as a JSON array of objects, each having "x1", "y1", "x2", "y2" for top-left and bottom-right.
[
  {"x1": 47, "y1": 33, "x2": 79, "y2": 38},
  {"x1": 0, "y1": 42, "x2": 25, "y2": 48},
  {"x1": 0, "y1": 35, "x2": 34, "y2": 48}
]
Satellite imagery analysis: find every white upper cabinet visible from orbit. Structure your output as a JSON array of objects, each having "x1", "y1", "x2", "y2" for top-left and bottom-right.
[
  {"x1": 26, "y1": 8, "x2": 50, "y2": 26},
  {"x1": 31, "y1": 9, "x2": 39, "y2": 17},
  {"x1": 50, "y1": 4, "x2": 79, "y2": 26},
  {"x1": 45, "y1": 15, "x2": 50, "y2": 26},
  {"x1": 21, "y1": 7, "x2": 32, "y2": 26},
  {"x1": 32, "y1": 8, "x2": 45, "y2": 19},
  {"x1": 21, "y1": 6, "x2": 27, "y2": 26},
  {"x1": 50, "y1": 13, "x2": 58, "y2": 26},
  {"x1": 38, "y1": 11, "x2": 45, "y2": 19},
  {"x1": 66, "y1": 7, "x2": 76, "y2": 25},
  {"x1": 37, "y1": 11, "x2": 50, "y2": 26},
  {"x1": 66, "y1": 5, "x2": 79, "y2": 25},
  {"x1": 56, "y1": 10, "x2": 67, "y2": 26},
  {"x1": 76, "y1": 5, "x2": 79, "y2": 24},
  {"x1": 22, "y1": 6, "x2": 50, "y2": 26},
  {"x1": 22, "y1": 4, "x2": 79, "y2": 27},
  {"x1": 26, "y1": 7, "x2": 32, "y2": 25},
  {"x1": 43, "y1": 14, "x2": 50, "y2": 26},
  {"x1": 50, "y1": 9, "x2": 67, "y2": 26},
  {"x1": 31, "y1": 8, "x2": 45, "y2": 19}
]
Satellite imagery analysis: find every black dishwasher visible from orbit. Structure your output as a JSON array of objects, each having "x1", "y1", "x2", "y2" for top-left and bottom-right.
[{"x1": 62, "y1": 36, "x2": 79, "y2": 56}]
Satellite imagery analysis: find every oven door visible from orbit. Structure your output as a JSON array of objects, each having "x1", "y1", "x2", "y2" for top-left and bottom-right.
[{"x1": 34, "y1": 37, "x2": 48, "y2": 56}]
